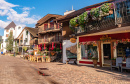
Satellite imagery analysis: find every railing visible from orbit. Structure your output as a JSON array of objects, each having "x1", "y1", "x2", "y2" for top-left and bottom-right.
[
  {"x1": 75, "y1": 14, "x2": 115, "y2": 34},
  {"x1": 38, "y1": 24, "x2": 60, "y2": 33},
  {"x1": 30, "y1": 39, "x2": 38, "y2": 45},
  {"x1": 43, "y1": 39, "x2": 49, "y2": 42}
]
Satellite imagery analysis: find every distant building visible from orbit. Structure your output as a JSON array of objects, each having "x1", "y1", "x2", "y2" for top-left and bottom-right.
[
  {"x1": 15, "y1": 27, "x2": 38, "y2": 54},
  {"x1": 1, "y1": 21, "x2": 23, "y2": 53}
]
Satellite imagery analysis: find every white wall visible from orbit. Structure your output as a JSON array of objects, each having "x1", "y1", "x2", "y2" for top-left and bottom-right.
[
  {"x1": 63, "y1": 40, "x2": 77, "y2": 63},
  {"x1": 1, "y1": 25, "x2": 23, "y2": 53},
  {"x1": 23, "y1": 29, "x2": 30, "y2": 46}
]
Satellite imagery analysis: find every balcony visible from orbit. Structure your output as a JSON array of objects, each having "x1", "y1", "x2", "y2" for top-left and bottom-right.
[
  {"x1": 75, "y1": 15, "x2": 116, "y2": 35},
  {"x1": 38, "y1": 24, "x2": 61, "y2": 34},
  {"x1": 38, "y1": 39, "x2": 49, "y2": 44},
  {"x1": 30, "y1": 39, "x2": 38, "y2": 45},
  {"x1": 38, "y1": 36, "x2": 62, "y2": 44},
  {"x1": 50, "y1": 36, "x2": 62, "y2": 43}
]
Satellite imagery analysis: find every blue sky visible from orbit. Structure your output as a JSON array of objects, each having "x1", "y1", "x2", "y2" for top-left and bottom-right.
[{"x1": 0, "y1": 0, "x2": 107, "y2": 36}]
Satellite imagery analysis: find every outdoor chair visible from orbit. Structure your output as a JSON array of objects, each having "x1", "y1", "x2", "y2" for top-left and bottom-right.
[
  {"x1": 111, "y1": 57, "x2": 123, "y2": 71},
  {"x1": 120, "y1": 58, "x2": 130, "y2": 72}
]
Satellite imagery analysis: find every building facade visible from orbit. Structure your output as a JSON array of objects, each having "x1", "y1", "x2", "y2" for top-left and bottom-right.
[
  {"x1": 36, "y1": 14, "x2": 62, "y2": 61},
  {"x1": 1, "y1": 21, "x2": 23, "y2": 53},
  {"x1": 56, "y1": 0, "x2": 130, "y2": 66},
  {"x1": 16, "y1": 27, "x2": 38, "y2": 54}
]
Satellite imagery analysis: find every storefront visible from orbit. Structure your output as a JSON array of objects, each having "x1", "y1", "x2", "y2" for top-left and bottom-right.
[{"x1": 77, "y1": 27, "x2": 130, "y2": 67}]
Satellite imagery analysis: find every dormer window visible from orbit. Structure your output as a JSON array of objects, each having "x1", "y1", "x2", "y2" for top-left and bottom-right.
[{"x1": 18, "y1": 27, "x2": 21, "y2": 29}]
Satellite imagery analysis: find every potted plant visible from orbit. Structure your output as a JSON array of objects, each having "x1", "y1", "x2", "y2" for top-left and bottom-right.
[
  {"x1": 111, "y1": 58, "x2": 116, "y2": 66},
  {"x1": 92, "y1": 50, "x2": 98, "y2": 68},
  {"x1": 92, "y1": 56, "x2": 98, "y2": 68}
]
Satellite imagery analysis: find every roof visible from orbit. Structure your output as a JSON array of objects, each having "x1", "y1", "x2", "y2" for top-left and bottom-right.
[
  {"x1": 56, "y1": 0, "x2": 114, "y2": 22},
  {"x1": 37, "y1": 14, "x2": 62, "y2": 25},
  {"x1": 5, "y1": 21, "x2": 16, "y2": 29},
  {"x1": 25, "y1": 27, "x2": 38, "y2": 37},
  {"x1": 16, "y1": 27, "x2": 38, "y2": 39}
]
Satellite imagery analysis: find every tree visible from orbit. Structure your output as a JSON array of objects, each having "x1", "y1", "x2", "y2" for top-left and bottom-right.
[{"x1": 6, "y1": 32, "x2": 13, "y2": 53}]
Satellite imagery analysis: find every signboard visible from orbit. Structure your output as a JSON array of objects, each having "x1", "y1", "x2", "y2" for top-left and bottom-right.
[{"x1": 70, "y1": 38, "x2": 76, "y2": 43}]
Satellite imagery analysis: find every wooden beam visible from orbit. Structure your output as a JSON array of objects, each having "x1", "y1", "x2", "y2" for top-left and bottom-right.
[
  {"x1": 98, "y1": 41, "x2": 102, "y2": 67},
  {"x1": 111, "y1": 41, "x2": 114, "y2": 59}
]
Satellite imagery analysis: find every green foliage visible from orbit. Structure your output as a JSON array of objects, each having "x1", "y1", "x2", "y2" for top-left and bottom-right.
[
  {"x1": 23, "y1": 46, "x2": 27, "y2": 52},
  {"x1": 69, "y1": 17, "x2": 78, "y2": 27},
  {"x1": 37, "y1": 51, "x2": 41, "y2": 54},
  {"x1": 6, "y1": 32, "x2": 13, "y2": 52},
  {"x1": 53, "y1": 48, "x2": 56, "y2": 51},
  {"x1": 101, "y1": 3, "x2": 110, "y2": 13},
  {"x1": 92, "y1": 57, "x2": 98, "y2": 60},
  {"x1": 56, "y1": 48, "x2": 60, "y2": 51},
  {"x1": 111, "y1": 58, "x2": 116, "y2": 60}
]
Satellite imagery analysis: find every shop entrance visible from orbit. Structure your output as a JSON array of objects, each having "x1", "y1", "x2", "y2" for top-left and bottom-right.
[{"x1": 103, "y1": 44, "x2": 111, "y2": 65}]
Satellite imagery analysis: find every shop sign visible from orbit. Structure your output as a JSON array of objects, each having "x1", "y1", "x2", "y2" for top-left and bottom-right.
[
  {"x1": 100, "y1": 35, "x2": 111, "y2": 42},
  {"x1": 70, "y1": 38, "x2": 76, "y2": 43}
]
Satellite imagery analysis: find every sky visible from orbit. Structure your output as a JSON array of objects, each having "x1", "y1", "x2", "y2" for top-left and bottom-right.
[{"x1": 0, "y1": 0, "x2": 107, "y2": 36}]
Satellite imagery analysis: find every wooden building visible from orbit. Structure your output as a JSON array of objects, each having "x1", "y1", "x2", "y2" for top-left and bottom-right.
[
  {"x1": 36, "y1": 14, "x2": 62, "y2": 58},
  {"x1": 56, "y1": 0, "x2": 130, "y2": 66}
]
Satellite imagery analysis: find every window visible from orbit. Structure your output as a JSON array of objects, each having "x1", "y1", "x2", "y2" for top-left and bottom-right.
[
  {"x1": 25, "y1": 38, "x2": 28, "y2": 42},
  {"x1": 26, "y1": 31, "x2": 28, "y2": 35},
  {"x1": 81, "y1": 44, "x2": 98, "y2": 60},
  {"x1": 6, "y1": 30, "x2": 9, "y2": 32},
  {"x1": 6, "y1": 34, "x2": 9, "y2": 37},
  {"x1": 18, "y1": 27, "x2": 21, "y2": 29}
]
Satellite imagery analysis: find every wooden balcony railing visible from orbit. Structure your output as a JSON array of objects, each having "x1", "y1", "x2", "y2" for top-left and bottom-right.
[
  {"x1": 30, "y1": 39, "x2": 38, "y2": 45},
  {"x1": 38, "y1": 24, "x2": 60, "y2": 33}
]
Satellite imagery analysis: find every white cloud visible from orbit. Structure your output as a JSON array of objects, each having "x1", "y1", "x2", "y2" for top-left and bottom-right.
[
  {"x1": 0, "y1": 0, "x2": 40, "y2": 29},
  {"x1": 0, "y1": 20, "x2": 10, "y2": 28},
  {"x1": 0, "y1": 0, "x2": 18, "y2": 10},
  {"x1": 22, "y1": 7, "x2": 35, "y2": 11}
]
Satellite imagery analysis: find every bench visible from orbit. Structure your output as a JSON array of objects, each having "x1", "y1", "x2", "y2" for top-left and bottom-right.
[
  {"x1": 66, "y1": 56, "x2": 77, "y2": 64},
  {"x1": 120, "y1": 58, "x2": 130, "y2": 72}
]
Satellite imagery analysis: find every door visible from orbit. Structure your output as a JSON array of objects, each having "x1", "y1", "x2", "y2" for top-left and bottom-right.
[{"x1": 103, "y1": 44, "x2": 111, "y2": 65}]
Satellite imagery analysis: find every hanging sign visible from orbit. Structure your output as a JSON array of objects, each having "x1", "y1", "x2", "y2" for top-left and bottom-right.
[{"x1": 70, "y1": 38, "x2": 76, "y2": 43}]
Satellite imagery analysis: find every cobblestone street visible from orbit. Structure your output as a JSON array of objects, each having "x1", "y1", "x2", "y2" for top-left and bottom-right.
[
  {"x1": 0, "y1": 55, "x2": 51, "y2": 84},
  {"x1": 0, "y1": 55, "x2": 130, "y2": 84}
]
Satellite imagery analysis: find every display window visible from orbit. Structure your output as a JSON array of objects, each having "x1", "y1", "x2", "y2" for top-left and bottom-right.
[{"x1": 81, "y1": 44, "x2": 98, "y2": 60}]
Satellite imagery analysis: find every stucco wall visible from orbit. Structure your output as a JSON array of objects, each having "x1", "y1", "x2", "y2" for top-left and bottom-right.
[{"x1": 63, "y1": 40, "x2": 77, "y2": 63}]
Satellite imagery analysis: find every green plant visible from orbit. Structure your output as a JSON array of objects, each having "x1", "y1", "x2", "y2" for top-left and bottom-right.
[
  {"x1": 69, "y1": 17, "x2": 79, "y2": 27},
  {"x1": 111, "y1": 58, "x2": 116, "y2": 60},
  {"x1": 37, "y1": 51, "x2": 41, "y2": 54},
  {"x1": 45, "y1": 48, "x2": 48, "y2": 51},
  {"x1": 53, "y1": 48, "x2": 56, "y2": 51},
  {"x1": 56, "y1": 48, "x2": 60, "y2": 51},
  {"x1": 101, "y1": 3, "x2": 110, "y2": 13},
  {"x1": 23, "y1": 46, "x2": 27, "y2": 52},
  {"x1": 92, "y1": 56, "x2": 98, "y2": 60},
  {"x1": 6, "y1": 32, "x2": 13, "y2": 53}
]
